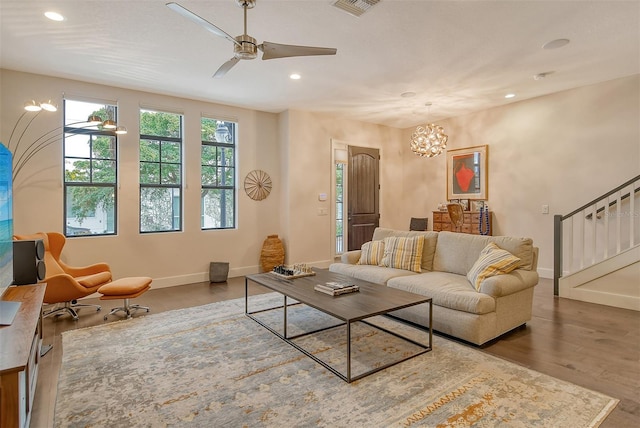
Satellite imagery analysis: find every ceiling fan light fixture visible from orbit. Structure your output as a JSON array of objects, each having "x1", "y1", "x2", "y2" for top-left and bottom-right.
[{"x1": 234, "y1": 35, "x2": 258, "y2": 60}]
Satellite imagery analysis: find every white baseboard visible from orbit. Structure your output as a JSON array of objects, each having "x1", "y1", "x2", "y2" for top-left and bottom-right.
[{"x1": 537, "y1": 267, "x2": 553, "y2": 279}]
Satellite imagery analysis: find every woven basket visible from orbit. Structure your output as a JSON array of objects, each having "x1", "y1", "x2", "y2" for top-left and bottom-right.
[{"x1": 260, "y1": 235, "x2": 284, "y2": 272}]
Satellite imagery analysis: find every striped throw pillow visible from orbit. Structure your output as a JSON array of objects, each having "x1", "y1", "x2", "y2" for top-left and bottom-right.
[
  {"x1": 357, "y1": 240, "x2": 385, "y2": 266},
  {"x1": 467, "y1": 242, "x2": 521, "y2": 291},
  {"x1": 380, "y1": 236, "x2": 425, "y2": 273}
]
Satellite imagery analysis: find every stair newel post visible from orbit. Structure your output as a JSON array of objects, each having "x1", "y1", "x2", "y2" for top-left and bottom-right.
[{"x1": 553, "y1": 214, "x2": 563, "y2": 296}]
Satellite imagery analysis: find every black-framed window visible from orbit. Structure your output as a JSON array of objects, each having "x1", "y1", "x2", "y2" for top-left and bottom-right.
[
  {"x1": 63, "y1": 99, "x2": 118, "y2": 237},
  {"x1": 201, "y1": 118, "x2": 236, "y2": 229},
  {"x1": 139, "y1": 109, "x2": 183, "y2": 233}
]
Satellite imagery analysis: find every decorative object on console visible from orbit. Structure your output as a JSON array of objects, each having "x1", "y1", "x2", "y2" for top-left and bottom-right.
[
  {"x1": 479, "y1": 205, "x2": 491, "y2": 235},
  {"x1": 410, "y1": 102, "x2": 448, "y2": 158},
  {"x1": 8, "y1": 99, "x2": 127, "y2": 181},
  {"x1": 447, "y1": 145, "x2": 488, "y2": 200},
  {"x1": 446, "y1": 203, "x2": 465, "y2": 232},
  {"x1": 244, "y1": 169, "x2": 272, "y2": 201},
  {"x1": 260, "y1": 234, "x2": 284, "y2": 272}
]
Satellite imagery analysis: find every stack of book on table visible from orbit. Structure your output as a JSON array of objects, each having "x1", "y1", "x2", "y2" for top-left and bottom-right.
[{"x1": 314, "y1": 281, "x2": 359, "y2": 296}]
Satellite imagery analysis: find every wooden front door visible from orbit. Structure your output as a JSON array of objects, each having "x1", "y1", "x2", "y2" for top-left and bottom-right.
[{"x1": 347, "y1": 146, "x2": 380, "y2": 250}]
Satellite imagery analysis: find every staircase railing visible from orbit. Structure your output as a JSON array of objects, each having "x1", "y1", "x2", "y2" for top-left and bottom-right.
[{"x1": 554, "y1": 174, "x2": 640, "y2": 295}]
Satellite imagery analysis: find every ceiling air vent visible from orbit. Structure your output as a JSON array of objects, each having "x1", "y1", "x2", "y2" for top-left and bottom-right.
[{"x1": 332, "y1": 0, "x2": 381, "y2": 17}]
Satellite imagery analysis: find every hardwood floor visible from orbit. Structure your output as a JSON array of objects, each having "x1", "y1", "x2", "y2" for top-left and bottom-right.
[{"x1": 30, "y1": 277, "x2": 639, "y2": 427}]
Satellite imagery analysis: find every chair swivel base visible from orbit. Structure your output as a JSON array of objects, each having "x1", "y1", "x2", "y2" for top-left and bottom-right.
[
  {"x1": 42, "y1": 300, "x2": 101, "y2": 321},
  {"x1": 98, "y1": 277, "x2": 153, "y2": 321},
  {"x1": 103, "y1": 298, "x2": 150, "y2": 320}
]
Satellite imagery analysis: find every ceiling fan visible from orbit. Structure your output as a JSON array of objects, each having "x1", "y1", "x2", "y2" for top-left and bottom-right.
[{"x1": 166, "y1": 0, "x2": 337, "y2": 78}]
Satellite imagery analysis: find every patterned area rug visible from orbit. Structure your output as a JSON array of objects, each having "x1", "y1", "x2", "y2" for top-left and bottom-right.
[{"x1": 55, "y1": 294, "x2": 617, "y2": 427}]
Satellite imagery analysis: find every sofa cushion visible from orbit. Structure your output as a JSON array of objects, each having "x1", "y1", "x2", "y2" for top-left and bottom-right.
[
  {"x1": 357, "y1": 240, "x2": 385, "y2": 266},
  {"x1": 467, "y1": 242, "x2": 521, "y2": 291},
  {"x1": 380, "y1": 235, "x2": 424, "y2": 272},
  {"x1": 433, "y1": 231, "x2": 535, "y2": 275},
  {"x1": 388, "y1": 272, "x2": 496, "y2": 315},
  {"x1": 372, "y1": 228, "x2": 438, "y2": 271},
  {"x1": 329, "y1": 263, "x2": 416, "y2": 285}
]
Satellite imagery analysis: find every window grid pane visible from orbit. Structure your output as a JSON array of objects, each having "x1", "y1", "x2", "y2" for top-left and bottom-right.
[
  {"x1": 201, "y1": 119, "x2": 236, "y2": 230},
  {"x1": 139, "y1": 110, "x2": 183, "y2": 233},
  {"x1": 63, "y1": 99, "x2": 118, "y2": 237}
]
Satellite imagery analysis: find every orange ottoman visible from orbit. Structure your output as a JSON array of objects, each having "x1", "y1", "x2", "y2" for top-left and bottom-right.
[{"x1": 98, "y1": 277, "x2": 152, "y2": 320}]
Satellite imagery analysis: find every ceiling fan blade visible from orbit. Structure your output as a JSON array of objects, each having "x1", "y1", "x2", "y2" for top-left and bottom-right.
[
  {"x1": 258, "y1": 42, "x2": 337, "y2": 60},
  {"x1": 166, "y1": 2, "x2": 240, "y2": 47},
  {"x1": 213, "y1": 57, "x2": 240, "y2": 78}
]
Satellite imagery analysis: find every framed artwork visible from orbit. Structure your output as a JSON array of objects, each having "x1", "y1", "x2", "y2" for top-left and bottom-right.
[
  {"x1": 459, "y1": 199, "x2": 470, "y2": 211},
  {"x1": 447, "y1": 145, "x2": 488, "y2": 200},
  {"x1": 471, "y1": 200, "x2": 485, "y2": 212}
]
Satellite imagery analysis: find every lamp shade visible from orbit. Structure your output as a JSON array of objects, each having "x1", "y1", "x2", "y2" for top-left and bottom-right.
[
  {"x1": 87, "y1": 115, "x2": 103, "y2": 125},
  {"x1": 24, "y1": 100, "x2": 42, "y2": 112},
  {"x1": 102, "y1": 119, "x2": 117, "y2": 129},
  {"x1": 40, "y1": 100, "x2": 57, "y2": 112}
]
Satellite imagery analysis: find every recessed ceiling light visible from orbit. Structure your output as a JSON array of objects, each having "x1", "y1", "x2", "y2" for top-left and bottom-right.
[
  {"x1": 400, "y1": 91, "x2": 416, "y2": 98},
  {"x1": 289, "y1": 73, "x2": 301, "y2": 80},
  {"x1": 44, "y1": 11, "x2": 65, "y2": 21},
  {"x1": 542, "y1": 39, "x2": 570, "y2": 50},
  {"x1": 505, "y1": 93, "x2": 516, "y2": 99}
]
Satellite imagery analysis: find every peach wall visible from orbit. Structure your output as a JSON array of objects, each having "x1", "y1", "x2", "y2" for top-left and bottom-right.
[
  {"x1": 282, "y1": 110, "x2": 404, "y2": 266},
  {"x1": 1, "y1": 69, "x2": 281, "y2": 287},
  {"x1": 401, "y1": 74, "x2": 640, "y2": 276}
]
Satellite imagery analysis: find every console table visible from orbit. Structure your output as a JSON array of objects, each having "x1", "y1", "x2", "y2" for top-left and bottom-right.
[
  {"x1": 433, "y1": 210, "x2": 493, "y2": 235},
  {"x1": 0, "y1": 284, "x2": 45, "y2": 428}
]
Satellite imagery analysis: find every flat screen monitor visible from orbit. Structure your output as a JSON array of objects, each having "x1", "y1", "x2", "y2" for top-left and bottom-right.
[{"x1": 0, "y1": 142, "x2": 17, "y2": 325}]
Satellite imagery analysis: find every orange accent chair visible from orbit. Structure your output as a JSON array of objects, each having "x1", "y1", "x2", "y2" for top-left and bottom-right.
[{"x1": 13, "y1": 232, "x2": 112, "y2": 320}]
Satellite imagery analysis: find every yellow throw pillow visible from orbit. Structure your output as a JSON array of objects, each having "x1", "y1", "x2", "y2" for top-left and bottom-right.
[
  {"x1": 357, "y1": 240, "x2": 385, "y2": 265},
  {"x1": 380, "y1": 236, "x2": 425, "y2": 273},
  {"x1": 467, "y1": 242, "x2": 521, "y2": 291}
]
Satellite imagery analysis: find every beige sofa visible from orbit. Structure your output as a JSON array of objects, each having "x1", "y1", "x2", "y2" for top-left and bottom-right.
[{"x1": 329, "y1": 228, "x2": 539, "y2": 345}]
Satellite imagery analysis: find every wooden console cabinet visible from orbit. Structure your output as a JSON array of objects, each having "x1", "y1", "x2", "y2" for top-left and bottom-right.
[
  {"x1": 0, "y1": 284, "x2": 45, "y2": 428},
  {"x1": 432, "y1": 210, "x2": 493, "y2": 235}
]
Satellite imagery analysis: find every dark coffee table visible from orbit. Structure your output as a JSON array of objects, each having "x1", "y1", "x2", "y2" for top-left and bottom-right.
[{"x1": 245, "y1": 268, "x2": 432, "y2": 383}]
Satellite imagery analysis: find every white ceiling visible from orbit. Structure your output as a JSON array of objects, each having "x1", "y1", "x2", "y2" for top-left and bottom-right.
[{"x1": 1, "y1": 0, "x2": 638, "y2": 129}]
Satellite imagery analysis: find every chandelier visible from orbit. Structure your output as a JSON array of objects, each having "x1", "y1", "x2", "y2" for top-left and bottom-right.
[{"x1": 410, "y1": 103, "x2": 448, "y2": 158}]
